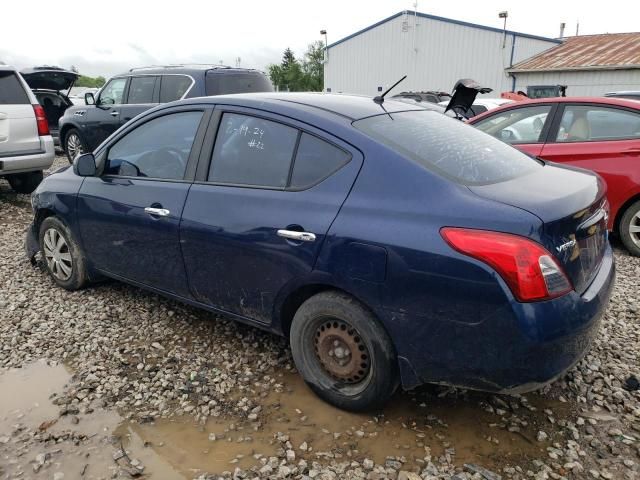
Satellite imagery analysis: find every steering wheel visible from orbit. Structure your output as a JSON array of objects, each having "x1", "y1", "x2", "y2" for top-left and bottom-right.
[{"x1": 137, "y1": 147, "x2": 186, "y2": 179}]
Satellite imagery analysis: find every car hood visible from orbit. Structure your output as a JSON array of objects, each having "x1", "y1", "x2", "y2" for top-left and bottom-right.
[{"x1": 21, "y1": 67, "x2": 79, "y2": 92}]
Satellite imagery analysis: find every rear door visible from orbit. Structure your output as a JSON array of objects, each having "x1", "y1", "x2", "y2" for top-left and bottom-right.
[
  {"x1": 77, "y1": 106, "x2": 209, "y2": 296},
  {"x1": 81, "y1": 77, "x2": 128, "y2": 150},
  {"x1": 539, "y1": 103, "x2": 640, "y2": 228},
  {"x1": 472, "y1": 104, "x2": 557, "y2": 157},
  {"x1": 180, "y1": 108, "x2": 361, "y2": 324},
  {"x1": 119, "y1": 75, "x2": 159, "y2": 125},
  {"x1": 0, "y1": 70, "x2": 40, "y2": 156}
]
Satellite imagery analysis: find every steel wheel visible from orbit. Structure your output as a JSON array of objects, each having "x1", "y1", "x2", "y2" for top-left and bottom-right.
[
  {"x1": 629, "y1": 211, "x2": 640, "y2": 248},
  {"x1": 66, "y1": 132, "x2": 84, "y2": 160},
  {"x1": 43, "y1": 228, "x2": 73, "y2": 281},
  {"x1": 313, "y1": 318, "x2": 371, "y2": 384}
]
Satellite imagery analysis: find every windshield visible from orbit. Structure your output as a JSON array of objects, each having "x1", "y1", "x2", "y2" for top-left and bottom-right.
[{"x1": 353, "y1": 110, "x2": 542, "y2": 186}]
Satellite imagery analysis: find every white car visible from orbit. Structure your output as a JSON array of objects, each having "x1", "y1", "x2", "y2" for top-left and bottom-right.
[
  {"x1": 0, "y1": 65, "x2": 55, "y2": 193},
  {"x1": 438, "y1": 98, "x2": 514, "y2": 118}
]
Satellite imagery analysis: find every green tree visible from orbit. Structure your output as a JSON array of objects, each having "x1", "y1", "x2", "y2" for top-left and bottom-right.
[
  {"x1": 301, "y1": 41, "x2": 324, "y2": 91},
  {"x1": 268, "y1": 42, "x2": 324, "y2": 92},
  {"x1": 75, "y1": 75, "x2": 106, "y2": 88}
]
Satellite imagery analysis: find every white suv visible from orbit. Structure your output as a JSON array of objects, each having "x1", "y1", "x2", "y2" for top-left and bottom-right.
[{"x1": 0, "y1": 65, "x2": 55, "y2": 193}]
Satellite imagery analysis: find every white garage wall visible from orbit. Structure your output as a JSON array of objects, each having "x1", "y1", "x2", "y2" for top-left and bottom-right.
[
  {"x1": 324, "y1": 12, "x2": 559, "y2": 97},
  {"x1": 512, "y1": 70, "x2": 640, "y2": 96}
]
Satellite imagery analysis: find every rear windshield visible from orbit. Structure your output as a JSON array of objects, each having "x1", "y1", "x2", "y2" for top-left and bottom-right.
[
  {"x1": 205, "y1": 72, "x2": 274, "y2": 96},
  {"x1": 0, "y1": 71, "x2": 30, "y2": 105},
  {"x1": 353, "y1": 110, "x2": 542, "y2": 185}
]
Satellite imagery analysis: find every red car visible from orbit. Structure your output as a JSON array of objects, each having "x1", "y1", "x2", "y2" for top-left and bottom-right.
[{"x1": 470, "y1": 97, "x2": 640, "y2": 256}]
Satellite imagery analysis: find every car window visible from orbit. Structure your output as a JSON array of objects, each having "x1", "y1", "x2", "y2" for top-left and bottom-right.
[
  {"x1": 127, "y1": 76, "x2": 157, "y2": 104},
  {"x1": 105, "y1": 111, "x2": 203, "y2": 180},
  {"x1": 474, "y1": 105, "x2": 552, "y2": 144},
  {"x1": 205, "y1": 72, "x2": 274, "y2": 96},
  {"x1": 98, "y1": 78, "x2": 127, "y2": 105},
  {"x1": 0, "y1": 71, "x2": 29, "y2": 104},
  {"x1": 160, "y1": 75, "x2": 193, "y2": 103},
  {"x1": 290, "y1": 133, "x2": 351, "y2": 189},
  {"x1": 208, "y1": 113, "x2": 298, "y2": 187},
  {"x1": 556, "y1": 105, "x2": 640, "y2": 142},
  {"x1": 354, "y1": 110, "x2": 542, "y2": 186}
]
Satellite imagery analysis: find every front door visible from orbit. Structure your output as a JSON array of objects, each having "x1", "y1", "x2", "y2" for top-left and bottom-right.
[
  {"x1": 77, "y1": 109, "x2": 206, "y2": 296},
  {"x1": 472, "y1": 103, "x2": 556, "y2": 157},
  {"x1": 180, "y1": 109, "x2": 362, "y2": 323},
  {"x1": 81, "y1": 77, "x2": 128, "y2": 150}
]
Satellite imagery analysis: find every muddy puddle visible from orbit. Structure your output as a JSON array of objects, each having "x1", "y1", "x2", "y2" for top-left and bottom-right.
[{"x1": 0, "y1": 362, "x2": 570, "y2": 478}]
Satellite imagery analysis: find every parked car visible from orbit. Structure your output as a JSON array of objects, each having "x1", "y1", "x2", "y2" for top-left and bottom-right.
[
  {"x1": 469, "y1": 97, "x2": 640, "y2": 256},
  {"x1": 0, "y1": 65, "x2": 55, "y2": 193},
  {"x1": 27, "y1": 93, "x2": 614, "y2": 411},
  {"x1": 68, "y1": 87, "x2": 100, "y2": 106},
  {"x1": 604, "y1": 91, "x2": 640, "y2": 101},
  {"x1": 392, "y1": 90, "x2": 451, "y2": 104},
  {"x1": 21, "y1": 66, "x2": 79, "y2": 147},
  {"x1": 58, "y1": 64, "x2": 274, "y2": 163},
  {"x1": 438, "y1": 98, "x2": 514, "y2": 117}
]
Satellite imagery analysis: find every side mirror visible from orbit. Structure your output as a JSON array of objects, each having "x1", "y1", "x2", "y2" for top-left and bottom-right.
[
  {"x1": 73, "y1": 153, "x2": 97, "y2": 177},
  {"x1": 84, "y1": 92, "x2": 95, "y2": 105}
]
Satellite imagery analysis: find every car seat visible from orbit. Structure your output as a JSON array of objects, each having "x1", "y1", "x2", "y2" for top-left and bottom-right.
[{"x1": 567, "y1": 115, "x2": 590, "y2": 141}]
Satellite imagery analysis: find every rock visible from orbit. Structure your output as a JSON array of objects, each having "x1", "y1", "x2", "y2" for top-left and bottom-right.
[
  {"x1": 397, "y1": 471, "x2": 421, "y2": 480},
  {"x1": 53, "y1": 473, "x2": 65, "y2": 480},
  {"x1": 463, "y1": 463, "x2": 502, "y2": 480},
  {"x1": 363, "y1": 458, "x2": 374, "y2": 470},
  {"x1": 286, "y1": 449, "x2": 296, "y2": 462},
  {"x1": 299, "y1": 441, "x2": 308, "y2": 451},
  {"x1": 537, "y1": 431, "x2": 548, "y2": 442}
]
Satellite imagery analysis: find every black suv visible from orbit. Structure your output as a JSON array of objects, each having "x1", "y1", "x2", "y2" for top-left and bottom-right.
[{"x1": 58, "y1": 64, "x2": 273, "y2": 162}]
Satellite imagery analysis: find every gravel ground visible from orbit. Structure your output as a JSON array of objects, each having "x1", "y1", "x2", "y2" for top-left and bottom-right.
[{"x1": 0, "y1": 156, "x2": 638, "y2": 479}]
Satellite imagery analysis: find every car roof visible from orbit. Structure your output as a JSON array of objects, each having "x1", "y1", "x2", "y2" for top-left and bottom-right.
[
  {"x1": 469, "y1": 95, "x2": 640, "y2": 122},
  {"x1": 114, "y1": 65, "x2": 267, "y2": 77},
  {"x1": 176, "y1": 92, "x2": 426, "y2": 121}
]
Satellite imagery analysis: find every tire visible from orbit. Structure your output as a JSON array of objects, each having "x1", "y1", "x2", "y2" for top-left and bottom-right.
[
  {"x1": 290, "y1": 291, "x2": 399, "y2": 412},
  {"x1": 619, "y1": 200, "x2": 640, "y2": 257},
  {"x1": 39, "y1": 216, "x2": 89, "y2": 290},
  {"x1": 7, "y1": 170, "x2": 43, "y2": 194},
  {"x1": 64, "y1": 128, "x2": 86, "y2": 164}
]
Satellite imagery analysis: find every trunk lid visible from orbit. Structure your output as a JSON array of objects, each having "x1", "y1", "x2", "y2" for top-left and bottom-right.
[
  {"x1": 21, "y1": 67, "x2": 78, "y2": 94},
  {"x1": 469, "y1": 163, "x2": 608, "y2": 295}
]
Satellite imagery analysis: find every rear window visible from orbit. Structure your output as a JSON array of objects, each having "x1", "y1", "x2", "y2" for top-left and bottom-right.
[
  {"x1": 353, "y1": 110, "x2": 542, "y2": 185},
  {"x1": 0, "y1": 71, "x2": 30, "y2": 105},
  {"x1": 160, "y1": 75, "x2": 193, "y2": 103},
  {"x1": 205, "y1": 72, "x2": 274, "y2": 96}
]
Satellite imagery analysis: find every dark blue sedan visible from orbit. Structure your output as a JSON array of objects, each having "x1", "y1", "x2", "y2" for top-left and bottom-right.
[{"x1": 26, "y1": 93, "x2": 615, "y2": 411}]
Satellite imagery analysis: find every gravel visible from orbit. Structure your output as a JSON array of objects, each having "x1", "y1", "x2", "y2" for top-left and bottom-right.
[{"x1": 0, "y1": 156, "x2": 638, "y2": 479}]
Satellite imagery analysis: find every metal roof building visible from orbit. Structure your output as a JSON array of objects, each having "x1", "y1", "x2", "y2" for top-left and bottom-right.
[
  {"x1": 324, "y1": 11, "x2": 560, "y2": 96},
  {"x1": 508, "y1": 33, "x2": 640, "y2": 96}
]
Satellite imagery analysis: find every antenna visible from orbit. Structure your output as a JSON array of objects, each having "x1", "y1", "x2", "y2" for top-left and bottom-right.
[{"x1": 374, "y1": 75, "x2": 407, "y2": 104}]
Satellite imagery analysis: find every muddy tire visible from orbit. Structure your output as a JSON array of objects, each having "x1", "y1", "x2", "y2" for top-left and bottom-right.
[
  {"x1": 619, "y1": 200, "x2": 640, "y2": 257},
  {"x1": 64, "y1": 128, "x2": 86, "y2": 164},
  {"x1": 7, "y1": 171, "x2": 43, "y2": 194},
  {"x1": 39, "y1": 216, "x2": 89, "y2": 290},
  {"x1": 290, "y1": 291, "x2": 399, "y2": 412}
]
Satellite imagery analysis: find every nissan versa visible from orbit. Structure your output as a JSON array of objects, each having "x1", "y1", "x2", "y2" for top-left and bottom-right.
[{"x1": 26, "y1": 93, "x2": 615, "y2": 411}]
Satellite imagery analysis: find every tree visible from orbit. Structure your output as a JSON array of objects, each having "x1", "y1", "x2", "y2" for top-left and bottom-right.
[
  {"x1": 75, "y1": 75, "x2": 106, "y2": 88},
  {"x1": 267, "y1": 42, "x2": 325, "y2": 92}
]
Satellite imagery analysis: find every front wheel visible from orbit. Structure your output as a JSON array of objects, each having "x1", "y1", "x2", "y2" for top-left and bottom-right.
[
  {"x1": 619, "y1": 200, "x2": 640, "y2": 256},
  {"x1": 7, "y1": 171, "x2": 43, "y2": 194},
  {"x1": 64, "y1": 129, "x2": 86, "y2": 164},
  {"x1": 290, "y1": 291, "x2": 399, "y2": 412},
  {"x1": 39, "y1": 216, "x2": 89, "y2": 290}
]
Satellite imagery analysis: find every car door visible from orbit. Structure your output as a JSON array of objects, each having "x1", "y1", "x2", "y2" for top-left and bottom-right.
[
  {"x1": 180, "y1": 108, "x2": 362, "y2": 324},
  {"x1": 76, "y1": 106, "x2": 210, "y2": 296},
  {"x1": 81, "y1": 77, "x2": 128, "y2": 150},
  {"x1": 539, "y1": 103, "x2": 640, "y2": 227},
  {"x1": 119, "y1": 75, "x2": 160, "y2": 125},
  {"x1": 472, "y1": 104, "x2": 556, "y2": 157}
]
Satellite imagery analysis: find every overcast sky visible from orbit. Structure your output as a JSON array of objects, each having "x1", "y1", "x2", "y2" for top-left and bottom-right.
[{"x1": 1, "y1": 0, "x2": 638, "y2": 78}]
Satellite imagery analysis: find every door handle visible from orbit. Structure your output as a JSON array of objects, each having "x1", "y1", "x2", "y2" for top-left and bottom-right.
[
  {"x1": 144, "y1": 207, "x2": 170, "y2": 217},
  {"x1": 277, "y1": 229, "x2": 316, "y2": 242},
  {"x1": 110, "y1": 111, "x2": 119, "y2": 117}
]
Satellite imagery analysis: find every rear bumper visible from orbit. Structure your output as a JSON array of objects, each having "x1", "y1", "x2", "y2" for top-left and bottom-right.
[
  {"x1": 390, "y1": 244, "x2": 616, "y2": 392},
  {"x1": 0, "y1": 137, "x2": 55, "y2": 175}
]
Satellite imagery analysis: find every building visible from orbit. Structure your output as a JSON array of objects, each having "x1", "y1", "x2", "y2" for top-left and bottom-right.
[
  {"x1": 507, "y1": 33, "x2": 640, "y2": 96},
  {"x1": 324, "y1": 11, "x2": 560, "y2": 96}
]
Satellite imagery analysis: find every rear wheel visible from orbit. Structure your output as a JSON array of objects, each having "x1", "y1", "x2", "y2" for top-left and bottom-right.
[
  {"x1": 290, "y1": 291, "x2": 399, "y2": 412},
  {"x1": 619, "y1": 200, "x2": 640, "y2": 256},
  {"x1": 39, "y1": 217, "x2": 89, "y2": 290},
  {"x1": 7, "y1": 171, "x2": 43, "y2": 194},
  {"x1": 64, "y1": 129, "x2": 86, "y2": 164}
]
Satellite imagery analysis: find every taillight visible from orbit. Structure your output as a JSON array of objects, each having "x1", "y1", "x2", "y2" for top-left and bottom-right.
[
  {"x1": 33, "y1": 104, "x2": 49, "y2": 136},
  {"x1": 441, "y1": 227, "x2": 573, "y2": 302}
]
